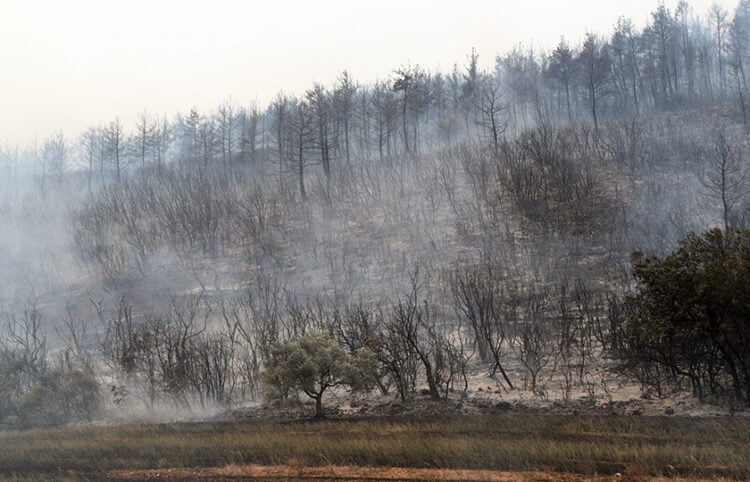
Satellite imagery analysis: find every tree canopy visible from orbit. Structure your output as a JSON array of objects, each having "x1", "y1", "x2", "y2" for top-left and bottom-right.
[
  {"x1": 263, "y1": 331, "x2": 378, "y2": 418},
  {"x1": 622, "y1": 228, "x2": 750, "y2": 406}
]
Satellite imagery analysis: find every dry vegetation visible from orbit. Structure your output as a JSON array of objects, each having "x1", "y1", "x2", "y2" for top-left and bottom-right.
[
  {"x1": 1, "y1": 415, "x2": 749, "y2": 480},
  {"x1": 5, "y1": 2, "x2": 750, "y2": 480},
  {"x1": 100, "y1": 465, "x2": 737, "y2": 481}
]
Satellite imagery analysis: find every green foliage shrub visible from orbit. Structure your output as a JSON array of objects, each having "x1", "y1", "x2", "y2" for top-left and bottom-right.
[{"x1": 622, "y1": 227, "x2": 750, "y2": 405}]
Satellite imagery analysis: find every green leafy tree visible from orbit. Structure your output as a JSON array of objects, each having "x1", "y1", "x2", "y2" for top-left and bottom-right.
[
  {"x1": 263, "y1": 332, "x2": 378, "y2": 418},
  {"x1": 623, "y1": 228, "x2": 750, "y2": 405}
]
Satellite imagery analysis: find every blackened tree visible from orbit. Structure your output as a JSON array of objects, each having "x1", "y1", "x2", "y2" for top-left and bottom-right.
[{"x1": 577, "y1": 33, "x2": 612, "y2": 132}]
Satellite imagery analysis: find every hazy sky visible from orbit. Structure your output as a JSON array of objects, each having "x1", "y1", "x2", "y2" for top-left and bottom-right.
[{"x1": 0, "y1": 0, "x2": 739, "y2": 146}]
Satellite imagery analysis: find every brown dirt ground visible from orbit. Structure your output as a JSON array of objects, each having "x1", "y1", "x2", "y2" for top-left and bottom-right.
[{"x1": 100, "y1": 464, "x2": 729, "y2": 481}]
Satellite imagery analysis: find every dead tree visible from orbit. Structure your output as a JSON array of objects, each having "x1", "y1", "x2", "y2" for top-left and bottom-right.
[{"x1": 450, "y1": 264, "x2": 515, "y2": 389}]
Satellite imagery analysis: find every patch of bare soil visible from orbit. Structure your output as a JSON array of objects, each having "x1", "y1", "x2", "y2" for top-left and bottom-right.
[
  {"x1": 100, "y1": 464, "x2": 693, "y2": 481},
  {"x1": 218, "y1": 390, "x2": 745, "y2": 424},
  {"x1": 217, "y1": 360, "x2": 748, "y2": 423}
]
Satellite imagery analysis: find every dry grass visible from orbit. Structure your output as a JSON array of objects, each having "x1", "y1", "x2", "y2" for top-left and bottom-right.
[
  {"x1": 0, "y1": 414, "x2": 748, "y2": 480},
  {"x1": 103, "y1": 464, "x2": 687, "y2": 481}
]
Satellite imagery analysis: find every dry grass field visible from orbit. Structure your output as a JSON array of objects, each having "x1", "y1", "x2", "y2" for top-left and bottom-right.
[{"x1": 1, "y1": 414, "x2": 748, "y2": 480}]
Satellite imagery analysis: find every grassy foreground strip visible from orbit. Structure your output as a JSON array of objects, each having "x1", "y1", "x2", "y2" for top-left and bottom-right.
[
  {"x1": 0, "y1": 415, "x2": 748, "y2": 479},
  {"x1": 102, "y1": 465, "x2": 726, "y2": 481}
]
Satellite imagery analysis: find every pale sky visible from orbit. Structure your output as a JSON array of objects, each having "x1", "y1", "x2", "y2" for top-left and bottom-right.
[{"x1": 0, "y1": 0, "x2": 739, "y2": 146}]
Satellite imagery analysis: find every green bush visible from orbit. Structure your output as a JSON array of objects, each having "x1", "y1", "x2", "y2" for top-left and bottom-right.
[
  {"x1": 0, "y1": 356, "x2": 101, "y2": 428},
  {"x1": 622, "y1": 228, "x2": 750, "y2": 405},
  {"x1": 263, "y1": 331, "x2": 378, "y2": 418},
  {"x1": 19, "y1": 369, "x2": 102, "y2": 427}
]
